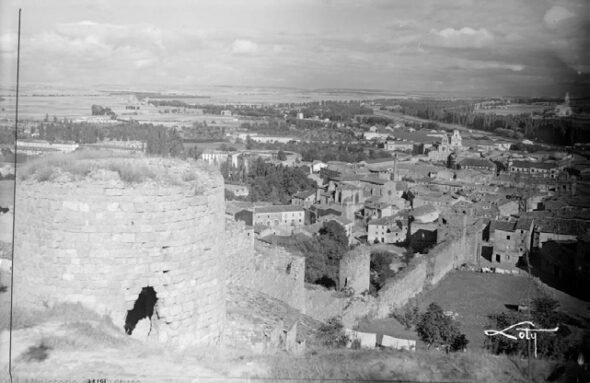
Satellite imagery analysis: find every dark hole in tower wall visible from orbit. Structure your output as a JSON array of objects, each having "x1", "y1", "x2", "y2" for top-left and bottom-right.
[{"x1": 124, "y1": 286, "x2": 158, "y2": 335}]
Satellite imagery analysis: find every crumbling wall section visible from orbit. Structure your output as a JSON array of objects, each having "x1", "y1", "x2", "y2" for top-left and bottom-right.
[
  {"x1": 250, "y1": 243, "x2": 306, "y2": 312},
  {"x1": 339, "y1": 246, "x2": 370, "y2": 294},
  {"x1": 305, "y1": 285, "x2": 348, "y2": 322},
  {"x1": 13, "y1": 159, "x2": 226, "y2": 347},
  {"x1": 304, "y1": 284, "x2": 375, "y2": 327},
  {"x1": 306, "y1": 222, "x2": 485, "y2": 323}
]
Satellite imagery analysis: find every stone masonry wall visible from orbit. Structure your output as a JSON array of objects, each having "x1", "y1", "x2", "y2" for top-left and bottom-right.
[
  {"x1": 251, "y1": 243, "x2": 306, "y2": 312},
  {"x1": 305, "y1": 222, "x2": 485, "y2": 324},
  {"x1": 223, "y1": 220, "x2": 305, "y2": 312},
  {"x1": 339, "y1": 246, "x2": 370, "y2": 295},
  {"x1": 224, "y1": 218, "x2": 255, "y2": 286},
  {"x1": 374, "y1": 259, "x2": 429, "y2": 317},
  {"x1": 13, "y1": 158, "x2": 226, "y2": 347}
]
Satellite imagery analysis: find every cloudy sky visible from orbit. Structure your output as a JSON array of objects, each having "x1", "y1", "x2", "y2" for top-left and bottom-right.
[{"x1": 1, "y1": 0, "x2": 588, "y2": 97}]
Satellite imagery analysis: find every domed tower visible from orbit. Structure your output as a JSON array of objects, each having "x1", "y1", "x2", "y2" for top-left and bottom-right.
[{"x1": 451, "y1": 130, "x2": 462, "y2": 148}]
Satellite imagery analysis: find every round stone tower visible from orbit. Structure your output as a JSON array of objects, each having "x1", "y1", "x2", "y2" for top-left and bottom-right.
[{"x1": 13, "y1": 154, "x2": 226, "y2": 347}]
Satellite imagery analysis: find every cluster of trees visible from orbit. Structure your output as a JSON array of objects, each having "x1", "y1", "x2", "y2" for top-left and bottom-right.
[
  {"x1": 26, "y1": 119, "x2": 185, "y2": 158},
  {"x1": 485, "y1": 296, "x2": 585, "y2": 360},
  {"x1": 275, "y1": 222, "x2": 350, "y2": 287},
  {"x1": 182, "y1": 121, "x2": 225, "y2": 142},
  {"x1": 222, "y1": 157, "x2": 316, "y2": 204},
  {"x1": 291, "y1": 100, "x2": 373, "y2": 122},
  {"x1": 240, "y1": 119, "x2": 357, "y2": 142},
  {"x1": 90, "y1": 104, "x2": 116, "y2": 119},
  {"x1": 378, "y1": 98, "x2": 587, "y2": 145},
  {"x1": 245, "y1": 140, "x2": 392, "y2": 163}
]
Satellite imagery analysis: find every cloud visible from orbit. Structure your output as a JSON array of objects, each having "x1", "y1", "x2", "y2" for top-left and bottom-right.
[
  {"x1": 428, "y1": 27, "x2": 494, "y2": 48},
  {"x1": 0, "y1": 33, "x2": 17, "y2": 54},
  {"x1": 451, "y1": 60, "x2": 525, "y2": 72},
  {"x1": 544, "y1": 6, "x2": 575, "y2": 28},
  {"x1": 231, "y1": 39, "x2": 259, "y2": 56}
]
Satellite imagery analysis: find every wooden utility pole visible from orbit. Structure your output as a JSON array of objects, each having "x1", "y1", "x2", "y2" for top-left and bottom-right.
[{"x1": 9, "y1": 8, "x2": 22, "y2": 380}]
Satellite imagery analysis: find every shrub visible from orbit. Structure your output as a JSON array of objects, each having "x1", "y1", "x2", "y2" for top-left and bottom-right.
[
  {"x1": 416, "y1": 303, "x2": 468, "y2": 352},
  {"x1": 316, "y1": 317, "x2": 349, "y2": 348},
  {"x1": 390, "y1": 301, "x2": 420, "y2": 330},
  {"x1": 370, "y1": 251, "x2": 396, "y2": 293}
]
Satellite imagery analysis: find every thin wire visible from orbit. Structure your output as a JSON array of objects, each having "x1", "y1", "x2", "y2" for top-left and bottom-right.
[{"x1": 8, "y1": 8, "x2": 21, "y2": 383}]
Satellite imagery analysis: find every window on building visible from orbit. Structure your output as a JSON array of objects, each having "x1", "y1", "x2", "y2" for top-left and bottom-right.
[
  {"x1": 507, "y1": 235, "x2": 511, "y2": 240},
  {"x1": 496, "y1": 254, "x2": 501, "y2": 263},
  {"x1": 506, "y1": 255, "x2": 510, "y2": 261}
]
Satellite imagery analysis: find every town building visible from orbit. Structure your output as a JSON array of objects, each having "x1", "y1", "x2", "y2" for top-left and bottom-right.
[
  {"x1": 385, "y1": 140, "x2": 414, "y2": 152},
  {"x1": 427, "y1": 134, "x2": 451, "y2": 162},
  {"x1": 458, "y1": 157, "x2": 495, "y2": 172},
  {"x1": 235, "y1": 205, "x2": 305, "y2": 228},
  {"x1": 291, "y1": 190, "x2": 316, "y2": 208},
  {"x1": 449, "y1": 130, "x2": 462, "y2": 148},
  {"x1": 83, "y1": 140, "x2": 146, "y2": 154},
  {"x1": 225, "y1": 183, "x2": 249, "y2": 197},
  {"x1": 363, "y1": 200, "x2": 396, "y2": 221},
  {"x1": 532, "y1": 218, "x2": 590, "y2": 249},
  {"x1": 368, "y1": 215, "x2": 406, "y2": 244},
  {"x1": 16, "y1": 139, "x2": 79, "y2": 156},
  {"x1": 488, "y1": 219, "x2": 534, "y2": 267},
  {"x1": 318, "y1": 214, "x2": 354, "y2": 244}
]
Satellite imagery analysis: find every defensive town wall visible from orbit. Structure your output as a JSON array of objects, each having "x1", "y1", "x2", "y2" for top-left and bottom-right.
[
  {"x1": 224, "y1": 219, "x2": 306, "y2": 312},
  {"x1": 339, "y1": 246, "x2": 371, "y2": 294},
  {"x1": 14, "y1": 158, "x2": 226, "y2": 347},
  {"x1": 305, "y1": 221, "x2": 485, "y2": 324}
]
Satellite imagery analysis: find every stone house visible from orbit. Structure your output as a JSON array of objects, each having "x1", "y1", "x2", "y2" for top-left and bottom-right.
[
  {"x1": 458, "y1": 157, "x2": 495, "y2": 172},
  {"x1": 489, "y1": 218, "x2": 533, "y2": 267},
  {"x1": 368, "y1": 215, "x2": 406, "y2": 244},
  {"x1": 533, "y1": 218, "x2": 589, "y2": 249},
  {"x1": 363, "y1": 200, "x2": 396, "y2": 220},
  {"x1": 235, "y1": 205, "x2": 305, "y2": 228},
  {"x1": 291, "y1": 190, "x2": 316, "y2": 208},
  {"x1": 318, "y1": 214, "x2": 354, "y2": 243},
  {"x1": 497, "y1": 199, "x2": 520, "y2": 217}
]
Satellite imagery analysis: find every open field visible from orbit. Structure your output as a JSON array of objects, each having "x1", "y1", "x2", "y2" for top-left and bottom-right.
[
  {"x1": 415, "y1": 271, "x2": 538, "y2": 350},
  {"x1": 477, "y1": 104, "x2": 552, "y2": 116},
  {"x1": 360, "y1": 271, "x2": 538, "y2": 351},
  {"x1": 0, "y1": 86, "x2": 410, "y2": 121}
]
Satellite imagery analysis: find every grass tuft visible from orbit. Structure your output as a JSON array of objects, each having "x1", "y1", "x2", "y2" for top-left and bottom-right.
[{"x1": 18, "y1": 150, "x2": 187, "y2": 185}]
